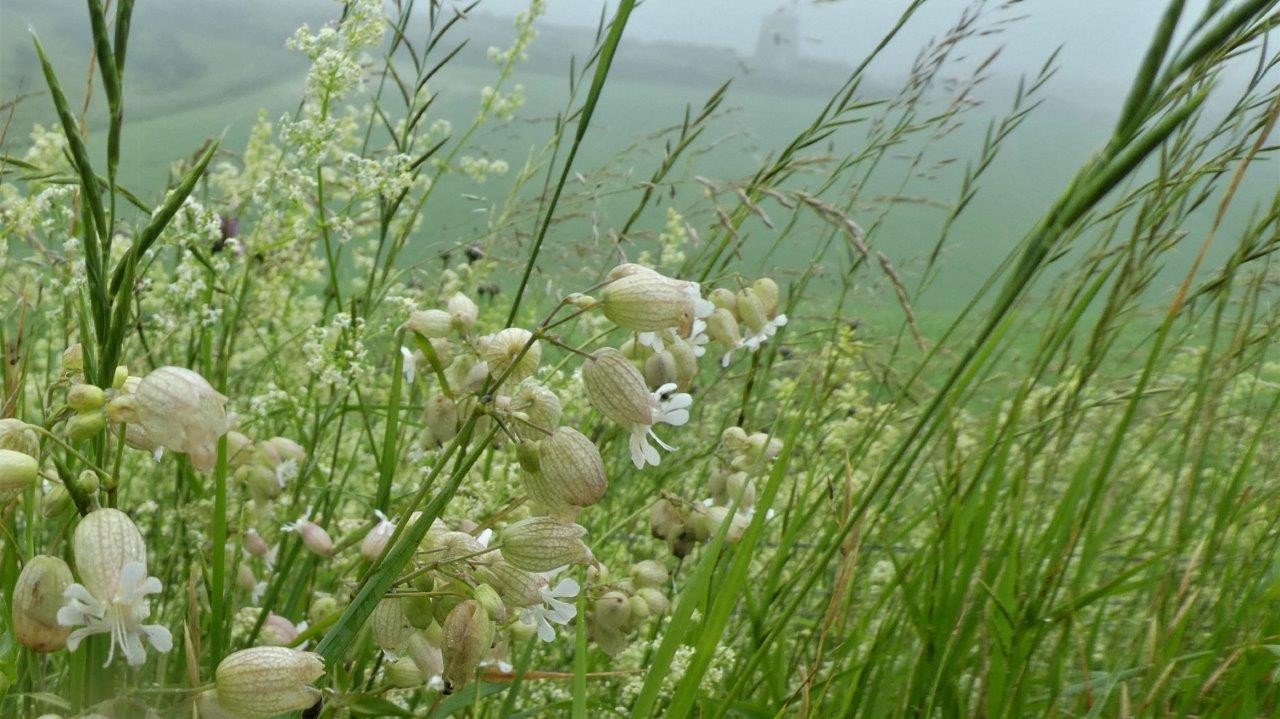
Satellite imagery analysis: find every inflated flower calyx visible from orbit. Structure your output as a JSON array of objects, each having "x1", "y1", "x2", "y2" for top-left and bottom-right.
[
  {"x1": 406, "y1": 308, "x2": 454, "y2": 339},
  {"x1": 736, "y1": 288, "x2": 768, "y2": 334},
  {"x1": 224, "y1": 431, "x2": 256, "y2": 467},
  {"x1": 215, "y1": 646, "x2": 324, "y2": 719},
  {"x1": 479, "y1": 327, "x2": 540, "y2": 384},
  {"x1": 507, "y1": 382, "x2": 562, "y2": 441},
  {"x1": 41, "y1": 483, "x2": 71, "y2": 518},
  {"x1": 668, "y1": 337, "x2": 699, "y2": 389},
  {"x1": 635, "y1": 587, "x2": 670, "y2": 615},
  {"x1": 0, "y1": 418, "x2": 39, "y2": 457},
  {"x1": 371, "y1": 597, "x2": 414, "y2": 655},
  {"x1": 0, "y1": 449, "x2": 39, "y2": 503},
  {"x1": 423, "y1": 394, "x2": 459, "y2": 448},
  {"x1": 441, "y1": 599, "x2": 494, "y2": 693},
  {"x1": 594, "y1": 591, "x2": 631, "y2": 631},
  {"x1": 499, "y1": 517, "x2": 594, "y2": 573},
  {"x1": 235, "y1": 564, "x2": 256, "y2": 593},
  {"x1": 309, "y1": 596, "x2": 339, "y2": 624},
  {"x1": 407, "y1": 630, "x2": 445, "y2": 680},
  {"x1": 525, "y1": 427, "x2": 607, "y2": 511},
  {"x1": 59, "y1": 508, "x2": 172, "y2": 666},
  {"x1": 12, "y1": 555, "x2": 74, "y2": 651},
  {"x1": 447, "y1": 292, "x2": 479, "y2": 331},
  {"x1": 582, "y1": 349, "x2": 652, "y2": 429},
  {"x1": 708, "y1": 287, "x2": 737, "y2": 311},
  {"x1": 630, "y1": 560, "x2": 669, "y2": 589},
  {"x1": 260, "y1": 614, "x2": 302, "y2": 646},
  {"x1": 386, "y1": 655, "x2": 426, "y2": 688},
  {"x1": 644, "y1": 350, "x2": 678, "y2": 389},
  {"x1": 601, "y1": 268, "x2": 695, "y2": 333},
  {"x1": 473, "y1": 560, "x2": 544, "y2": 608},
  {"x1": 705, "y1": 307, "x2": 741, "y2": 348},
  {"x1": 110, "y1": 366, "x2": 230, "y2": 472}
]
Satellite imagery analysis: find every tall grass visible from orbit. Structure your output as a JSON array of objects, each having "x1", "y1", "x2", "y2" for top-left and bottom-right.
[{"x1": 0, "y1": 0, "x2": 1278, "y2": 717}]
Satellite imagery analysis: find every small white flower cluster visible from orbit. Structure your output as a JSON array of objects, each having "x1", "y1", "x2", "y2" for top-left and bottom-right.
[
  {"x1": 480, "y1": 84, "x2": 526, "y2": 123},
  {"x1": 458, "y1": 156, "x2": 511, "y2": 184},
  {"x1": 302, "y1": 312, "x2": 371, "y2": 386},
  {"x1": 486, "y1": 0, "x2": 546, "y2": 66}
]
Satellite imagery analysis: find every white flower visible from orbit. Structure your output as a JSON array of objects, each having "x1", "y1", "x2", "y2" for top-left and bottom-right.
[
  {"x1": 57, "y1": 561, "x2": 172, "y2": 667},
  {"x1": 628, "y1": 383, "x2": 692, "y2": 469},
  {"x1": 519, "y1": 573, "x2": 579, "y2": 642},
  {"x1": 742, "y1": 314, "x2": 788, "y2": 353}
]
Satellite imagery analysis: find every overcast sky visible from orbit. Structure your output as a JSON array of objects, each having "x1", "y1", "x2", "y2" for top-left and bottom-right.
[{"x1": 479, "y1": 0, "x2": 1237, "y2": 107}]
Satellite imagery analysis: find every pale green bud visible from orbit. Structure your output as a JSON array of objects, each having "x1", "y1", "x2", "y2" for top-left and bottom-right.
[
  {"x1": 65, "y1": 411, "x2": 106, "y2": 442},
  {"x1": 643, "y1": 350, "x2": 678, "y2": 388},
  {"x1": 635, "y1": 586, "x2": 670, "y2": 615},
  {"x1": 708, "y1": 287, "x2": 737, "y2": 311},
  {"x1": 67, "y1": 384, "x2": 105, "y2": 412},
  {"x1": 386, "y1": 655, "x2": 426, "y2": 688},
  {"x1": 0, "y1": 449, "x2": 40, "y2": 503},
  {"x1": 473, "y1": 584, "x2": 508, "y2": 625},
  {"x1": 629, "y1": 560, "x2": 668, "y2": 589},
  {"x1": 423, "y1": 394, "x2": 459, "y2": 448},
  {"x1": 447, "y1": 293, "x2": 479, "y2": 331},
  {"x1": 736, "y1": 288, "x2": 767, "y2": 333},
  {"x1": 61, "y1": 344, "x2": 84, "y2": 374},
  {"x1": 705, "y1": 307, "x2": 741, "y2": 348},
  {"x1": 752, "y1": 277, "x2": 780, "y2": 314}
]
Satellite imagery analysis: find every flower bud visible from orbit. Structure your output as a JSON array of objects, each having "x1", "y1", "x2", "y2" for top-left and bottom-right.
[
  {"x1": 0, "y1": 449, "x2": 39, "y2": 503},
  {"x1": 447, "y1": 293, "x2": 479, "y2": 331},
  {"x1": 427, "y1": 336, "x2": 455, "y2": 368},
  {"x1": 225, "y1": 431, "x2": 255, "y2": 467},
  {"x1": 630, "y1": 560, "x2": 668, "y2": 589},
  {"x1": 479, "y1": 328, "x2": 540, "y2": 384},
  {"x1": 752, "y1": 277, "x2": 780, "y2": 314},
  {"x1": 112, "y1": 366, "x2": 128, "y2": 389},
  {"x1": 423, "y1": 394, "x2": 459, "y2": 447},
  {"x1": 62, "y1": 344, "x2": 84, "y2": 374},
  {"x1": 242, "y1": 529, "x2": 270, "y2": 558},
  {"x1": 668, "y1": 338, "x2": 699, "y2": 389},
  {"x1": 636, "y1": 587, "x2": 669, "y2": 615},
  {"x1": 215, "y1": 647, "x2": 324, "y2": 719},
  {"x1": 65, "y1": 411, "x2": 106, "y2": 442},
  {"x1": 594, "y1": 591, "x2": 631, "y2": 631},
  {"x1": 309, "y1": 596, "x2": 339, "y2": 624},
  {"x1": 67, "y1": 384, "x2": 105, "y2": 412},
  {"x1": 407, "y1": 309, "x2": 454, "y2": 339},
  {"x1": 287, "y1": 516, "x2": 333, "y2": 557},
  {"x1": 42, "y1": 483, "x2": 71, "y2": 518},
  {"x1": 441, "y1": 600, "x2": 494, "y2": 693},
  {"x1": 12, "y1": 555, "x2": 73, "y2": 651},
  {"x1": 736, "y1": 289, "x2": 767, "y2": 334},
  {"x1": 360, "y1": 512, "x2": 396, "y2": 561},
  {"x1": 260, "y1": 613, "x2": 301, "y2": 646},
  {"x1": 499, "y1": 517, "x2": 593, "y2": 573},
  {"x1": 628, "y1": 593, "x2": 651, "y2": 624},
  {"x1": 705, "y1": 308, "x2": 741, "y2": 348},
  {"x1": 0, "y1": 418, "x2": 39, "y2": 457},
  {"x1": 708, "y1": 287, "x2": 737, "y2": 311},
  {"x1": 643, "y1": 350, "x2": 678, "y2": 389},
  {"x1": 581, "y1": 349, "x2": 653, "y2": 428},
  {"x1": 259, "y1": 437, "x2": 306, "y2": 467},
  {"x1": 473, "y1": 584, "x2": 508, "y2": 625},
  {"x1": 602, "y1": 270, "x2": 693, "y2": 333},
  {"x1": 525, "y1": 427, "x2": 607, "y2": 511},
  {"x1": 236, "y1": 564, "x2": 257, "y2": 593}
]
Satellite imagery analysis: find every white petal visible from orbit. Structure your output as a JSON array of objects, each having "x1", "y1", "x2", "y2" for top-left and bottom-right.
[
  {"x1": 535, "y1": 614, "x2": 556, "y2": 643},
  {"x1": 143, "y1": 624, "x2": 173, "y2": 653},
  {"x1": 551, "y1": 577, "x2": 580, "y2": 599}
]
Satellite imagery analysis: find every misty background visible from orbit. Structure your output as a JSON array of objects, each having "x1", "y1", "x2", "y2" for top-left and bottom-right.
[{"x1": 0, "y1": 0, "x2": 1271, "y2": 314}]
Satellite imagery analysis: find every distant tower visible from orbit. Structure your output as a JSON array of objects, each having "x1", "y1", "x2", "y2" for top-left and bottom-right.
[{"x1": 754, "y1": 2, "x2": 800, "y2": 72}]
